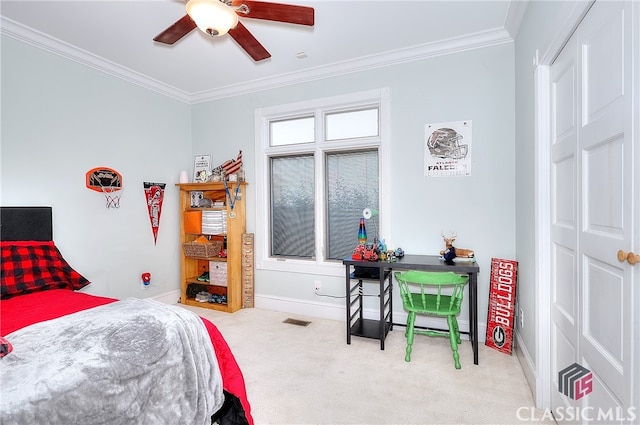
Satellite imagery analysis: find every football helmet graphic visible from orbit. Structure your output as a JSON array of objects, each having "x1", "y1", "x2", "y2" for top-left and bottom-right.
[{"x1": 427, "y1": 128, "x2": 468, "y2": 160}]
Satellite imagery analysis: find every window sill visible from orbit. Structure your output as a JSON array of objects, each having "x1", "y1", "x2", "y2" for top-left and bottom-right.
[{"x1": 256, "y1": 257, "x2": 345, "y2": 277}]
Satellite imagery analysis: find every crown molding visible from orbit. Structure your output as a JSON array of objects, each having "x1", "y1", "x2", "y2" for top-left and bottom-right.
[
  {"x1": 2, "y1": 16, "x2": 513, "y2": 105},
  {"x1": 192, "y1": 27, "x2": 513, "y2": 103},
  {"x1": 504, "y1": 0, "x2": 529, "y2": 39},
  {"x1": 1, "y1": 17, "x2": 191, "y2": 103}
]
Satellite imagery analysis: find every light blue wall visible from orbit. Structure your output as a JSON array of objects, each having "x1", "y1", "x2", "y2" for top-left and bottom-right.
[
  {"x1": 513, "y1": 0, "x2": 584, "y2": 373},
  {"x1": 1, "y1": 36, "x2": 192, "y2": 299},
  {"x1": 192, "y1": 43, "x2": 516, "y2": 326}
]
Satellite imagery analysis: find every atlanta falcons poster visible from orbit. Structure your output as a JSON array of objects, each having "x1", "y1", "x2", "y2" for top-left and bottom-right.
[{"x1": 425, "y1": 120, "x2": 472, "y2": 177}]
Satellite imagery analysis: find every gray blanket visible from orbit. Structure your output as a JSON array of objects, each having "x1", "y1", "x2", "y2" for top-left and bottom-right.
[{"x1": 0, "y1": 298, "x2": 223, "y2": 424}]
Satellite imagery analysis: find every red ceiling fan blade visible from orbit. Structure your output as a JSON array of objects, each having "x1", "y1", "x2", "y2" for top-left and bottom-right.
[
  {"x1": 228, "y1": 22, "x2": 271, "y2": 61},
  {"x1": 232, "y1": 1, "x2": 314, "y2": 26},
  {"x1": 153, "y1": 15, "x2": 197, "y2": 44}
]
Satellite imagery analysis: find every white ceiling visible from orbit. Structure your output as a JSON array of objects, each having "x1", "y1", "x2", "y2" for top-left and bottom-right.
[{"x1": 0, "y1": 1, "x2": 527, "y2": 103}]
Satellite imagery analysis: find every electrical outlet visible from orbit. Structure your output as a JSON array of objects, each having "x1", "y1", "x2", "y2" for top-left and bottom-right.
[
  {"x1": 519, "y1": 308, "x2": 524, "y2": 328},
  {"x1": 314, "y1": 280, "x2": 321, "y2": 291}
]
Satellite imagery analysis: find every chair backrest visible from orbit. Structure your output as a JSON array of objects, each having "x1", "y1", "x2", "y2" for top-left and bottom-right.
[{"x1": 394, "y1": 270, "x2": 468, "y2": 313}]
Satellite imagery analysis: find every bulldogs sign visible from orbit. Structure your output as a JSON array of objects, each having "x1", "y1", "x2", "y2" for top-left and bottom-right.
[{"x1": 485, "y1": 258, "x2": 518, "y2": 354}]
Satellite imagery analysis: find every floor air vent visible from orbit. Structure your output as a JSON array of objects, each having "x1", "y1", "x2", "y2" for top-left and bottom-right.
[{"x1": 283, "y1": 318, "x2": 311, "y2": 327}]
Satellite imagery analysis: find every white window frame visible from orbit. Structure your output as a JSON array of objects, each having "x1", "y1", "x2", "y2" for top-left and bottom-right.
[{"x1": 254, "y1": 88, "x2": 391, "y2": 276}]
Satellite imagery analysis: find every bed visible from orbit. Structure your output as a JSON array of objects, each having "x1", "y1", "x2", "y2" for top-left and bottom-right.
[{"x1": 0, "y1": 207, "x2": 253, "y2": 425}]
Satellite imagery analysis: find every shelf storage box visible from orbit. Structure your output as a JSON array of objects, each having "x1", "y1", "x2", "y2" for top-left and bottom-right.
[
  {"x1": 184, "y1": 210, "x2": 202, "y2": 234},
  {"x1": 182, "y1": 240, "x2": 223, "y2": 258},
  {"x1": 209, "y1": 261, "x2": 228, "y2": 286},
  {"x1": 202, "y1": 210, "x2": 227, "y2": 235}
]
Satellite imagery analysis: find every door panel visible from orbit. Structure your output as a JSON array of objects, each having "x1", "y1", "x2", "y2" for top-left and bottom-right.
[
  {"x1": 583, "y1": 258, "x2": 623, "y2": 364},
  {"x1": 554, "y1": 66, "x2": 576, "y2": 139},
  {"x1": 582, "y1": 7, "x2": 624, "y2": 122},
  {"x1": 583, "y1": 138, "x2": 624, "y2": 235},
  {"x1": 553, "y1": 245, "x2": 576, "y2": 322},
  {"x1": 554, "y1": 158, "x2": 576, "y2": 227},
  {"x1": 583, "y1": 363, "x2": 625, "y2": 424}
]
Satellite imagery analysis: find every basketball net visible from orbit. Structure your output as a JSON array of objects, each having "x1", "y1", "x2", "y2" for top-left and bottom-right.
[{"x1": 100, "y1": 185, "x2": 123, "y2": 209}]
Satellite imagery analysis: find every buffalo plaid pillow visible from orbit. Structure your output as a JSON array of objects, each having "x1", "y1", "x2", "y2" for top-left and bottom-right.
[{"x1": 1, "y1": 241, "x2": 90, "y2": 299}]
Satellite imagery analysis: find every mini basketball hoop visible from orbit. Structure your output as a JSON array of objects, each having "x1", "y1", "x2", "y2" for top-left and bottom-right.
[
  {"x1": 100, "y1": 185, "x2": 123, "y2": 209},
  {"x1": 86, "y1": 167, "x2": 123, "y2": 209}
]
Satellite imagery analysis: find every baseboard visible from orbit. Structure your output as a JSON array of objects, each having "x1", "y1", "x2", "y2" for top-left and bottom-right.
[
  {"x1": 151, "y1": 289, "x2": 181, "y2": 305},
  {"x1": 255, "y1": 293, "x2": 346, "y2": 321},
  {"x1": 514, "y1": 330, "x2": 538, "y2": 405},
  {"x1": 254, "y1": 293, "x2": 487, "y2": 342}
]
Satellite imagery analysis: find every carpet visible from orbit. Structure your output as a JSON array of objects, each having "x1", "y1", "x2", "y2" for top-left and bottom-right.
[{"x1": 181, "y1": 305, "x2": 554, "y2": 425}]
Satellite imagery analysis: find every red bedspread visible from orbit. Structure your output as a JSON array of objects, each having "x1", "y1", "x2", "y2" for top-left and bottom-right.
[{"x1": 0, "y1": 289, "x2": 253, "y2": 425}]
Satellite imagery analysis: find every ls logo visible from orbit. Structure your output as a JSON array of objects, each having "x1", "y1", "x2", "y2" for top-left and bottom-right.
[{"x1": 558, "y1": 363, "x2": 593, "y2": 400}]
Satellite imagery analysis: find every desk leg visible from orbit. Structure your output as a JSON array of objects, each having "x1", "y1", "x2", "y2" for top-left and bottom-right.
[
  {"x1": 389, "y1": 272, "x2": 393, "y2": 332},
  {"x1": 469, "y1": 272, "x2": 479, "y2": 365},
  {"x1": 346, "y1": 266, "x2": 351, "y2": 345},
  {"x1": 379, "y1": 272, "x2": 385, "y2": 350}
]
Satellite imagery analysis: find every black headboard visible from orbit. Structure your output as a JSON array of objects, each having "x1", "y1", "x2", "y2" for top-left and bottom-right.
[{"x1": 0, "y1": 207, "x2": 53, "y2": 241}]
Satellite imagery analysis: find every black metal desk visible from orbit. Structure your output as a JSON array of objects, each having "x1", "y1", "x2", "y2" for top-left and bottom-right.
[{"x1": 343, "y1": 255, "x2": 481, "y2": 364}]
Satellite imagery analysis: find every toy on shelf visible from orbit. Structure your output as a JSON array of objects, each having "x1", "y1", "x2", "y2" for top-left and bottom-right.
[
  {"x1": 440, "y1": 231, "x2": 474, "y2": 261},
  {"x1": 211, "y1": 150, "x2": 243, "y2": 182}
]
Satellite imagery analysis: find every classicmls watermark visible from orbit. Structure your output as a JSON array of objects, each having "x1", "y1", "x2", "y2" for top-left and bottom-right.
[
  {"x1": 516, "y1": 406, "x2": 637, "y2": 422},
  {"x1": 515, "y1": 363, "x2": 636, "y2": 422}
]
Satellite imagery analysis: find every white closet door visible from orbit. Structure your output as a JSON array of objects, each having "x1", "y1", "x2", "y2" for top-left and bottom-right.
[{"x1": 549, "y1": 1, "x2": 636, "y2": 421}]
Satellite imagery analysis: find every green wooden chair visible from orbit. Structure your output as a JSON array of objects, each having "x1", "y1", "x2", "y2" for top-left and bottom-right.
[{"x1": 394, "y1": 270, "x2": 469, "y2": 369}]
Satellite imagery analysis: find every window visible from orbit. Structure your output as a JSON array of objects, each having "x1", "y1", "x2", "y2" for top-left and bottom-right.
[
  {"x1": 270, "y1": 154, "x2": 315, "y2": 258},
  {"x1": 325, "y1": 150, "x2": 379, "y2": 260},
  {"x1": 255, "y1": 88, "x2": 390, "y2": 276}
]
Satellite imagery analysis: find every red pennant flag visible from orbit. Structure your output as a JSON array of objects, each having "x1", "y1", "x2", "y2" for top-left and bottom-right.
[{"x1": 144, "y1": 182, "x2": 166, "y2": 245}]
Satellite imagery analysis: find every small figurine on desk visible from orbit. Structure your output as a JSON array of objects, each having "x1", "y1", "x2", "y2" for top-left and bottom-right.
[
  {"x1": 382, "y1": 247, "x2": 403, "y2": 262},
  {"x1": 440, "y1": 231, "x2": 475, "y2": 262}
]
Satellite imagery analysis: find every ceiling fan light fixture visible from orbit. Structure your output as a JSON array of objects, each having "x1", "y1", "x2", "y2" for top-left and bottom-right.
[{"x1": 186, "y1": 0, "x2": 239, "y2": 37}]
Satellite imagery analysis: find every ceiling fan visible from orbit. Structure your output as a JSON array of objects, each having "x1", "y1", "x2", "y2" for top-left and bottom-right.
[{"x1": 153, "y1": 0, "x2": 314, "y2": 61}]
